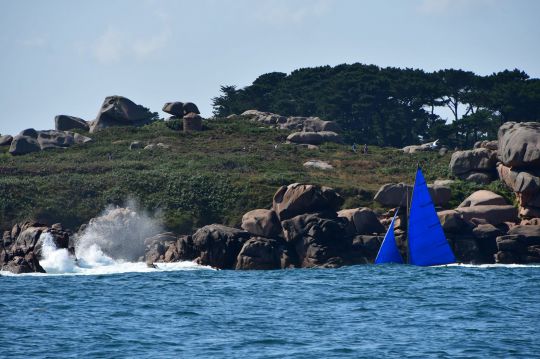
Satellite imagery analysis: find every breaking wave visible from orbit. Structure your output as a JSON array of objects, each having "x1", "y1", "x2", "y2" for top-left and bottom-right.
[{"x1": 18, "y1": 204, "x2": 213, "y2": 276}]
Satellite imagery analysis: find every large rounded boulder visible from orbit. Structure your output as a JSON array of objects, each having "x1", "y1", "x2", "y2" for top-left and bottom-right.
[
  {"x1": 55, "y1": 115, "x2": 89, "y2": 131},
  {"x1": 286, "y1": 131, "x2": 342, "y2": 145},
  {"x1": 498, "y1": 122, "x2": 540, "y2": 168},
  {"x1": 272, "y1": 183, "x2": 344, "y2": 221},
  {"x1": 9, "y1": 134, "x2": 41, "y2": 155},
  {"x1": 162, "y1": 102, "x2": 184, "y2": 117},
  {"x1": 241, "y1": 209, "x2": 281, "y2": 238},
  {"x1": 458, "y1": 190, "x2": 507, "y2": 208},
  {"x1": 281, "y1": 212, "x2": 349, "y2": 268},
  {"x1": 183, "y1": 102, "x2": 200, "y2": 115},
  {"x1": 0, "y1": 135, "x2": 13, "y2": 146},
  {"x1": 189, "y1": 224, "x2": 251, "y2": 269},
  {"x1": 90, "y1": 96, "x2": 156, "y2": 133},
  {"x1": 449, "y1": 148, "x2": 497, "y2": 183},
  {"x1": 337, "y1": 208, "x2": 385, "y2": 235},
  {"x1": 374, "y1": 183, "x2": 451, "y2": 207},
  {"x1": 235, "y1": 237, "x2": 293, "y2": 270}
]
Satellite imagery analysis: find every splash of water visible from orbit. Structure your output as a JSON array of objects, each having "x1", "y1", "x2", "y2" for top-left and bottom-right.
[
  {"x1": 74, "y1": 204, "x2": 162, "y2": 262},
  {"x1": 33, "y1": 204, "x2": 213, "y2": 276}
]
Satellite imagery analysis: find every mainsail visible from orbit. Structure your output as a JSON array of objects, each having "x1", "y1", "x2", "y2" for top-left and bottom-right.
[
  {"x1": 374, "y1": 211, "x2": 404, "y2": 264},
  {"x1": 407, "y1": 168, "x2": 456, "y2": 266}
]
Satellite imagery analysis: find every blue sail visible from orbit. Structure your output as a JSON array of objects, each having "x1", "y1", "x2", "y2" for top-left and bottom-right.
[
  {"x1": 375, "y1": 211, "x2": 404, "y2": 264},
  {"x1": 408, "y1": 168, "x2": 456, "y2": 266}
]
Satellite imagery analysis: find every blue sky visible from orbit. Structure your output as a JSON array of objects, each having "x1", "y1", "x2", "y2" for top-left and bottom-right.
[{"x1": 1, "y1": 0, "x2": 539, "y2": 135}]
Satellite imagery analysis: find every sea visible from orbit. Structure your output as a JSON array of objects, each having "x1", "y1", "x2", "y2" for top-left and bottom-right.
[{"x1": 1, "y1": 237, "x2": 539, "y2": 359}]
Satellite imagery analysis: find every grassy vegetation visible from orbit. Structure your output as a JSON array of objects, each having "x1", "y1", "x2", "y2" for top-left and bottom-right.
[{"x1": 0, "y1": 117, "x2": 498, "y2": 233}]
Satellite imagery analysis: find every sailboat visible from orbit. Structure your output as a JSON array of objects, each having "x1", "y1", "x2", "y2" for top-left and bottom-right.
[{"x1": 375, "y1": 167, "x2": 456, "y2": 266}]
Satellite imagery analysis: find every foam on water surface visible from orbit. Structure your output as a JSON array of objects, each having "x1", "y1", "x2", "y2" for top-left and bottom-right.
[{"x1": 1, "y1": 232, "x2": 213, "y2": 277}]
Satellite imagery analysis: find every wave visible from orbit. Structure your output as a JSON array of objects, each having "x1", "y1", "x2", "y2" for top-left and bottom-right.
[{"x1": 1, "y1": 232, "x2": 213, "y2": 277}]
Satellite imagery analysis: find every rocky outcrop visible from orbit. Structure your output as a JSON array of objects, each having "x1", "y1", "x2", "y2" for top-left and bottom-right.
[
  {"x1": 281, "y1": 212, "x2": 349, "y2": 268},
  {"x1": 235, "y1": 237, "x2": 293, "y2": 270},
  {"x1": 162, "y1": 101, "x2": 200, "y2": 118},
  {"x1": 458, "y1": 190, "x2": 507, "y2": 207},
  {"x1": 0, "y1": 135, "x2": 13, "y2": 146},
  {"x1": 374, "y1": 183, "x2": 451, "y2": 207},
  {"x1": 498, "y1": 122, "x2": 540, "y2": 168},
  {"x1": 286, "y1": 131, "x2": 341, "y2": 145},
  {"x1": 272, "y1": 183, "x2": 344, "y2": 221},
  {"x1": 496, "y1": 121, "x2": 540, "y2": 219},
  {"x1": 8, "y1": 129, "x2": 92, "y2": 155},
  {"x1": 183, "y1": 112, "x2": 203, "y2": 132},
  {"x1": 55, "y1": 115, "x2": 90, "y2": 131},
  {"x1": 153, "y1": 184, "x2": 379, "y2": 269},
  {"x1": 90, "y1": 96, "x2": 156, "y2": 133},
  {"x1": 143, "y1": 232, "x2": 178, "y2": 264},
  {"x1": 241, "y1": 110, "x2": 339, "y2": 133},
  {"x1": 241, "y1": 209, "x2": 281, "y2": 238},
  {"x1": 8, "y1": 134, "x2": 40, "y2": 155},
  {"x1": 162, "y1": 102, "x2": 184, "y2": 117},
  {"x1": 1, "y1": 222, "x2": 72, "y2": 274},
  {"x1": 337, "y1": 208, "x2": 385, "y2": 236},
  {"x1": 183, "y1": 102, "x2": 200, "y2": 115},
  {"x1": 188, "y1": 224, "x2": 251, "y2": 269},
  {"x1": 473, "y1": 140, "x2": 498, "y2": 151},
  {"x1": 494, "y1": 225, "x2": 540, "y2": 264},
  {"x1": 449, "y1": 148, "x2": 497, "y2": 184}
]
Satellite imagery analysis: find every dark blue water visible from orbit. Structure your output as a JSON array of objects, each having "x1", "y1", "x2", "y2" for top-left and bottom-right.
[{"x1": 2, "y1": 265, "x2": 539, "y2": 358}]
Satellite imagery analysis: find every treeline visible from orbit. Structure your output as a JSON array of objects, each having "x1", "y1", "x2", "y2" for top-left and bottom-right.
[{"x1": 212, "y1": 63, "x2": 540, "y2": 148}]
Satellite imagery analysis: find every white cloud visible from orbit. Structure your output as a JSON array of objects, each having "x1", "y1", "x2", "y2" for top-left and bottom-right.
[
  {"x1": 93, "y1": 28, "x2": 125, "y2": 64},
  {"x1": 91, "y1": 26, "x2": 170, "y2": 64},
  {"x1": 132, "y1": 29, "x2": 170, "y2": 59}
]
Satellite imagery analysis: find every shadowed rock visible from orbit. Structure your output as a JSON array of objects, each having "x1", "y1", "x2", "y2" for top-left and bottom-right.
[
  {"x1": 0, "y1": 135, "x2": 13, "y2": 146},
  {"x1": 55, "y1": 115, "x2": 89, "y2": 131},
  {"x1": 162, "y1": 102, "x2": 184, "y2": 117},
  {"x1": 90, "y1": 96, "x2": 156, "y2": 133},
  {"x1": 235, "y1": 237, "x2": 293, "y2": 270},
  {"x1": 183, "y1": 102, "x2": 200, "y2": 115}
]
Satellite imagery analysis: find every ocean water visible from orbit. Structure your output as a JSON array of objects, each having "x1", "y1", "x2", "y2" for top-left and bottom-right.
[{"x1": 2, "y1": 249, "x2": 539, "y2": 358}]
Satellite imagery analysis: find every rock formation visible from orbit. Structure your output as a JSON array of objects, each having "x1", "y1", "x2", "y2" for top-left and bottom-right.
[
  {"x1": 162, "y1": 101, "x2": 201, "y2": 120},
  {"x1": 449, "y1": 148, "x2": 498, "y2": 184},
  {"x1": 496, "y1": 122, "x2": 540, "y2": 219},
  {"x1": 0, "y1": 135, "x2": 13, "y2": 146},
  {"x1": 183, "y1": 112, "x2": 203, "y2": 132},
  {"x1": 286, "y1": 131, "x2": 341, "y2": 145},
  {"x1": 374, "y1": 182, "x2": 451, "y2": 207},
  {"x1": 241, "y1": 110, "x2": 339, "y2": 132},
  {"x1": 55, "y1": 115, "x2": 90, "y2": 131},
  {"x1": 8, "y1": 129, "x2": 92, "y2": 155},
  {"x1": 90, "y1": 96, "x2": 156, "y2": 133},
  {"x1": 1, "y1": 222, "x2": 72, "y2": 274}
]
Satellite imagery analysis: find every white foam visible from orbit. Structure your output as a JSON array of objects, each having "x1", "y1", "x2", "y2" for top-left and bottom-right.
[{"x1": 3, "y1": 232, "x2": 214, "y2": 277}]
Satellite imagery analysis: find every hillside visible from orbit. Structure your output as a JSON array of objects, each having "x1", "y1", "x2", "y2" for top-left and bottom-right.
[{"x1": 0, "y1": 117, "x2": 509, "y2": 233}]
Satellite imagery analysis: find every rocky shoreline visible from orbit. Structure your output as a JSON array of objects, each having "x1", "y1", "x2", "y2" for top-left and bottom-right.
[{"x1": 2, "y1": 120, "x2": 540, "y2": 274}]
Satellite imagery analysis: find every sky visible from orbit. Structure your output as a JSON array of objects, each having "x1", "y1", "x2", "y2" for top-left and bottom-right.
[{"x1": 0, "y1": 0, "x2": 539, "y2": 135}]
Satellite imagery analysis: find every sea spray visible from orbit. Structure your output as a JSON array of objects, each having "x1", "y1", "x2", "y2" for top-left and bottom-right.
[
  {"x1": 39, "y1": 233, "x2": 78, "y2": 273},
  {"x1": 74, "y1": 202, "x2": 163, "y2": 262}
]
